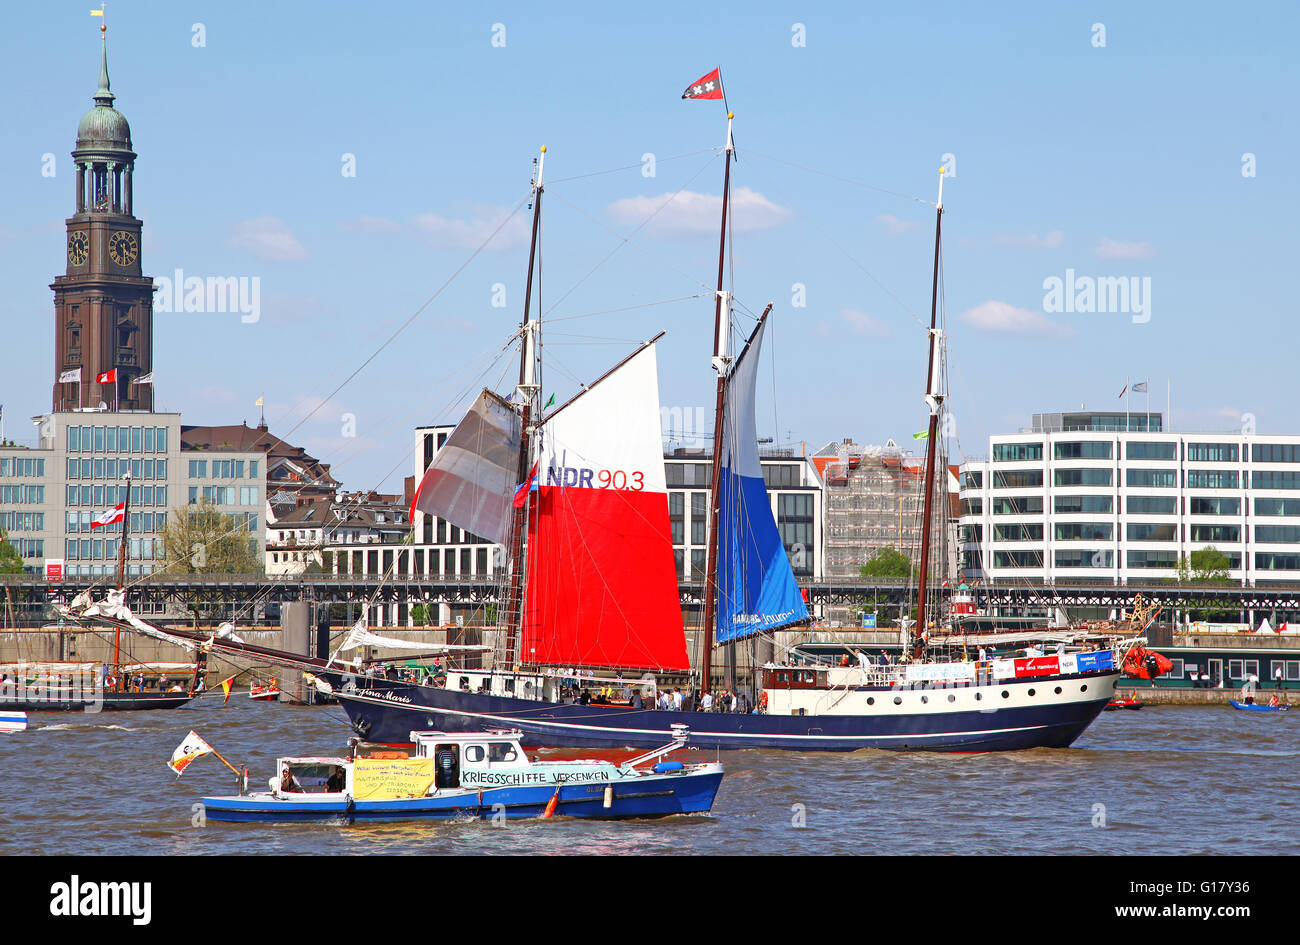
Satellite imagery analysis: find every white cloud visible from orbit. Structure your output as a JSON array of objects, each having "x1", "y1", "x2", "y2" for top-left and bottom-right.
[
  {"x1": 959, "y1": 300, "x2": 1074, "y2": 340},
  {"x1": 606, "y1": 186, "x2": 787, "y2": 238},
  {"x1": 994, "y1": 230, "x2": 1065, "y2": 249},
  {"x1": 412, "y1": 203, "x2": 530, "y2": 251},
  {"x1": 875, "y1": 214, "x2": 922, "y2": 235},
  {"x1": 1092, "y1": 237, "x2": 1155, "y2": 260},
  {"x1": 339, "y1": 205, "x2": 529, "y2": 252},
  {"x1": 227, "y1": 216, "x2": 309, "y2": 262},
  {"x1": 840, "y1": 308, "x2": 892, "y2": 338}
]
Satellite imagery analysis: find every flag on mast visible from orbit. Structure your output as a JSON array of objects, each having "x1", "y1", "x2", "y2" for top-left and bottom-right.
[
  {"x1": 513, "y1": 461, "x2": 539, "y2": 508},
  {"x1": 59, "y1": 368, "x2": 81, "y2": 384},
  {"x1": 96, "y1": 369, "x2": 117, "y2": 384},
  {"x1": 134, "y1": 372, "x2": 154, "y2": 386},
  {"x1": 167, "y1": 731, "x2": 214, "y2": 776},
  {"x1": 681, "y1": 68, "x2": 724, "y2": 100},
  {"x1": 89, "y1": 503, "x2": 125, "y2": 529}
]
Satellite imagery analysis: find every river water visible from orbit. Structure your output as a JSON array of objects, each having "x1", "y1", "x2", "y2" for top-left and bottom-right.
[{"x1": 2, "y1": 697, "x2": 1296, "y2": 856}]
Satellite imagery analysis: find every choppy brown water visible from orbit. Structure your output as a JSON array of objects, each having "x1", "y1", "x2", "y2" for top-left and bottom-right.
[{"x1": 2, "y1": 697, "x2": 1296, "y2": 855}]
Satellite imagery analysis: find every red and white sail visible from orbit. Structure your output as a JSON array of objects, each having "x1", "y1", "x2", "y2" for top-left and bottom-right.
[{"x1": 521, "y1": 340, "x2": 688, "y2": 671}]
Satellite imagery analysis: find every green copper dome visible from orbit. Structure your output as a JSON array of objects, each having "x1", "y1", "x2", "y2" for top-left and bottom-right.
[{"x1": 75, "y1": 36, "x2": 132, "y2": 152}]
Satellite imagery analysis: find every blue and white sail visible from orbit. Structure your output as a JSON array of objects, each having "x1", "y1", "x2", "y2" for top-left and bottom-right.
[{"x1": 714, "y1": 315, "x2": 809, "y2": 643}]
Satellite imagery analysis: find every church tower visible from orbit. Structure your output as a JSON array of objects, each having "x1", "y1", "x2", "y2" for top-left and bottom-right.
[{"x1": 51, "y1": 24, "x2": 154, "y2": 412}]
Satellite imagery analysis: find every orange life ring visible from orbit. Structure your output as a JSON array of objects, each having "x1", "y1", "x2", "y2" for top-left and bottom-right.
[{"x1": 759, "y1": 691, "x2": 769, "y2": 710}]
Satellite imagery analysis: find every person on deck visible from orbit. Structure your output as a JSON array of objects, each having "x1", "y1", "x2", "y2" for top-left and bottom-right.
[
  {"x1": 326, "y1": 766, "x2": 345, "y2": 793},
  {"x1": 280, "y1": 765, "x2": 300, "y2": 793}
]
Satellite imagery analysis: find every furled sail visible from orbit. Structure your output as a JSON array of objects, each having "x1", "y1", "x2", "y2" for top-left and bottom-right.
[
  {"x1": 410, "y1": 389, "x2": 522, "y2": 547},
  {"x1": 521, "y1": 340, "x2": 690, "y2": 671},
  {"x1": 715, "y1": 316, "x2": 809, "y2": 643}
]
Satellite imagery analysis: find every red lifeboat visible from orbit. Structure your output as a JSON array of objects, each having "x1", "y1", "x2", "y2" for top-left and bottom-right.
[{"x1": 1121, "y1": 646, "x2": 1173, "y2": 680}]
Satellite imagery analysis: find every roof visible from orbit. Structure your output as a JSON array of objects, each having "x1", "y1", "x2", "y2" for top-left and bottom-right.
[{"x1": 181, "y1": 421, "x2": 339, "y2": 490}]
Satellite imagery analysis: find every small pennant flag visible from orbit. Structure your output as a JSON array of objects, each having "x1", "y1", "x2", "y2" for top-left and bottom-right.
[
  {"x1": 220, "y1": 676, "x2": 236, "y2": 705},
  {"x1": 134, "y1": 372, "x2": 154, "y2": 386},
  {"x1": 90, "y1": 8, "x2": 104, "y2": 16},
  {"x1": 168, "y1": 730, "x2": 214, "y2": 776},
  {"x1": 913, "y1": 430, "x2": 929, "y2": 440},
  {"x1": 544, "y1": 393, "x2": 555, "y2": 409},
  {"x1": 1131, "y1": 381, "x2": 1148, "y2": 393},
  {"x1": 1118, "y1": 384, "x2": 1127, "y2": 398},
  {"x1": 682, "y1": 68, "x2": 723, "y2": 100},
  {"x1": 96, "y1": 369, "x2": 117, "y2": 384},
  {"x1": 59, "y1": 368, "x2": 82, "y2": 384},
  {"x1": 513, "y1": 461, "x2": 539, "y2": 508},
  {"x1": 89, "y1": 502, "x2": 125, "y2": 529},
  {"x1": 254, "y1": 396, "x2": 264, "y2": 407}
]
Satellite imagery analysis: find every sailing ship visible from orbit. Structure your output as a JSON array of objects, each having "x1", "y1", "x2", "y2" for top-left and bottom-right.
[
  {"x1": 59, "y1": 118, "x2": 1148, "y2": 750},
  {"x1": 324, "y1": 122, "x2": 1136, "y2": 751},
  {"x1": 2, "y1": 478, "x2": 202, "y2": 712}
]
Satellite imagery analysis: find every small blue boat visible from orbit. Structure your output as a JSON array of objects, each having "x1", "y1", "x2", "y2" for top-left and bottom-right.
[
  {"x1": 199, "y1": 725, "x2": 722, "y2": 823},
  {"x1": 1229, "y1": 700, "x2": 1289, "y2": 712}
]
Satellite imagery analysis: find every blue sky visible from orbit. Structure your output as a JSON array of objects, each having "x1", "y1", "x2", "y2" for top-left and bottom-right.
[{"x1": 2, "y1": 1, "x2": 1296, "y2": 490}]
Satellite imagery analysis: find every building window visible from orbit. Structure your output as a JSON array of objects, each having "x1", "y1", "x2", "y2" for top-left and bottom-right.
[
  {"x1": 1189, "y1": 524, "x2": 1240, "y2": 543},
  {"x1": 992, "y1": 551, "x2": 1042, "y2": 568},
  {"x1": 992, "y1": 442, "x2": 1043, "y2": 462},
  {"x1": 1256, "y1": 525, "x2": 1300, "y2": 544},
  {"x1": 1252, "y1": 444, "x2": 1300, "y2": 463},
  {"x1": 1127, "y1": 523, "x2": 1178, "y2": 541},
  {"x1": 1056, "y1": 522, "x2": 1112, "y2": 541},
  {"x1": 1054, "y1": 495, "x2": 1112, "y2": 514},
  {"x1": 1053, "y1": 441, "x2": 1112, "y2": 460},
  {"x1": 1126, "y1": 441, "x2": 1177, "y2": 460},
  {"x1": 1127, "y1": 469, "x2": 1177, "y2": 488},
  {"x1": 993, "y1": 523, "x2": 1043, "y2": 542},
  {"x1": 1054, "y1": 550, "x2": 1112, "y2": 568},
  {"x1": 669, "y1": 492, "x2": 684, "y2": 545},
  {"x1": 691, "y1": 492, "x2": 707, "y2": 545},
  {"x1": 991, "y1": 496, "x2": 1043, "y2": 515},
  {"x1": 1187, "y1": 442, "x2": 1238, "y2": 462},
  {"x1": 1128, "y1": 496, "x2": 1177, "y2": 515},
  {"x1": 1185, "y1": 470, "x2": 1238, "y2": 489},
  {"x1": 1127, "y1": 551, "x2": 1179, "y2": 569},
  {"x1": 962, "y1": 470, "x2": 983, "y2": 488},
  {"x1": 992, "y1": 470, "x2": 1043, "y2": 489},
  {"x1": 1055, "y1": 468, "x2": 1112, "y2": 487},
  {"x1": 1252, "y1": 471, "x2": 1300, "y2": 490},
  {"x1": 1255, "y1": 498, "x2": 1300, "y2": 516}
]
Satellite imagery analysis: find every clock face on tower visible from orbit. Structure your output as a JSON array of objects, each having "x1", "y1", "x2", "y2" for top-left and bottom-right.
[
  {"x1": 108, "y1": 230, "x2": 139, "y2": 267},
  {"x1": 68, "y1": 231, "x2": 89, "y2": 265}
]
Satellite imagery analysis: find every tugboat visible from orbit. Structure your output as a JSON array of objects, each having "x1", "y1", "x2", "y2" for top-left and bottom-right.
[{"x1": 198, "y1": 726, "x2": 723, "y2": 823}]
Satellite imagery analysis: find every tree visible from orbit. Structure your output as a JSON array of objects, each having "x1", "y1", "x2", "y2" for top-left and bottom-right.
[
  {"x1": 859, "y1": 547, "x2": 913, "y2": 580},
  {"x1": 158, "y1": 503, "x2": 263, "y2": 626},
  {"x1": 0, "y1": 531, "x2": 25, "y2": 574},
  {"x1": 1176, "y1": 545, "x2": 1235, "y2": 621},
  {"x1": 159, "y1": 503, "x2": 263, "y2": 576}
]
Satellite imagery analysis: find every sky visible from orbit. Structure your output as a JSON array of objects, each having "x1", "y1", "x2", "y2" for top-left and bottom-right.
[{"x1": 2, "y1": 1, "x2": 1296, "y2": 492}]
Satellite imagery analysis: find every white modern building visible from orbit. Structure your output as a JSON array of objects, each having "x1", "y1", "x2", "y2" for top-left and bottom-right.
[{"x1": 959, "y1": 411, "x2": 1300, "y2": 586}]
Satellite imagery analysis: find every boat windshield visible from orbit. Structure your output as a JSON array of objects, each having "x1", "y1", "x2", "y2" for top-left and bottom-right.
[{"x1": 278, "y1": 761, "x2": 346, "y2": 794}]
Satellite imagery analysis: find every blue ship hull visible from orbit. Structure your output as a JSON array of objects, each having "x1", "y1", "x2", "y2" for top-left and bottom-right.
[
  {"x1": 1229, "y1": 700, "x2": 1289, "y2": 712},
  {"x1": 336, "y1": 674, "x2": 1117, "y2": 752},
  {"x1": 201, "y1": 770, "x2": 723, "y2": 823}
]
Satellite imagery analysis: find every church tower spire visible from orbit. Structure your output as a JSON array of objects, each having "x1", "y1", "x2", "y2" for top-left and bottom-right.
[{"x1": 52, "y1": 19, "x2": 154, "y2": 413}]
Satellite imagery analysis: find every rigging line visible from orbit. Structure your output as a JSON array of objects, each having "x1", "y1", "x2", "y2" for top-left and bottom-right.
[
  {"x1": 542, "y1": 153, "x2": 721, "y2": 311},
  {"x1": 269, "y1": 190, "x2": 533, "y2": 444},
  {"x1": 546, "y1": 294, "x2": 708, "y2": 324},
  {"x1": 744, "y1": 149, "x2": 936, "y2": 207},
  {"x1": 546, "y1": 147, "x2": 720, "y2": 184}
]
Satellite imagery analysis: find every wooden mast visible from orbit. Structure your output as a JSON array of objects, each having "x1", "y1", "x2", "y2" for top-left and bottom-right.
[
  {"x1": 504, "y1": 146, "x2": 546, "y2": 667},
  {"x1": 700, "y1": 113, "x2": 734, "y2": 693},
  {"x1": 914, "y1": 168, "x2": 946, "y2": 654},
  {"x1": 112, "y1": 473, "x2": 132, "y2": 691}
]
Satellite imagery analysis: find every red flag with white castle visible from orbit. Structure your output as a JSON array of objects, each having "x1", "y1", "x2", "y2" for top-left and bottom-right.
[
  {"x1": 96, "y1": 369, "x2": 117, "y2": 384},
  {"x1": 89, "y1": 503, "x2": 125, "y2": 529},
  {"x1": 168, "y1": 731, "x2": 214, "y2": 776}
]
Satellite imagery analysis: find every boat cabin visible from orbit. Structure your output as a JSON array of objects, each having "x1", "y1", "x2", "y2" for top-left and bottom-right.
[{"x1": 762, "y1": 667, "x2": 829, "y2": 690}]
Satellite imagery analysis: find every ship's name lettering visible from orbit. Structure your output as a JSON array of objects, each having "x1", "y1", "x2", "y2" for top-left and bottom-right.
[{"x1": 546, "y1": 466, "x2": 645, "y2": 491}]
